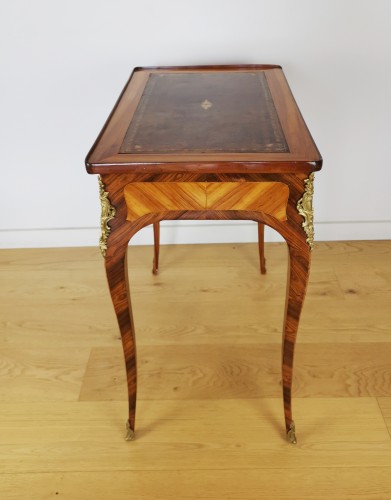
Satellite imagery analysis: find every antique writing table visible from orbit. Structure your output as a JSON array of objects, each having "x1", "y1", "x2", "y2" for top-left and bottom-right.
[{"x1": 85, "y1": 64, "x2": 322, "y2": 444}]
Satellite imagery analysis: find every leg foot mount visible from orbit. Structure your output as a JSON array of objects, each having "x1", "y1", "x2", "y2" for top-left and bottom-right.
[
  {"x1": 287, "y1": 421, "x2": 297, "y2": 444},
  {"x1": 125, "y1": 421, "x2": 135, "y2": 441}
]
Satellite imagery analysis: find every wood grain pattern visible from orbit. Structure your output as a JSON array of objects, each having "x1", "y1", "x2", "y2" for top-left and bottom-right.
[
  {"x1": 0, "y1": 399, "x2": 390, "y2": 476},
  {"x1": 79, "y1": 342, "x2": 391, "y2": 401},
  {"x1": 206, "y1": 181, "x2": 288, "y2": 215},
  {"x1": 2, "y1": 242, "x2": 390, "y2": 349},
  {"x1": 124, "y1": 182, "x2": 206, "y2": 220},
  {"x1": 0, "y1": 348, "x2": 90, "y2": 402},
  {"x1": 1, "y1": 243, "x2": 391, "y2": 499},
  {"x1": 2, "y1": 468, "x2": 391, "y2": 500},
  {"x1": 124, "y1": 181, "x2": 289, "y2": 221}
]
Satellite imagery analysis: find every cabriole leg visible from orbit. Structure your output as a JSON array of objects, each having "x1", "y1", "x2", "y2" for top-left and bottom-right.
[
  {"x1": 282, "y1": 242, "x2": 311, "y2": 444},
  {"x1": 152, "y1": 222, "x2": 160, "y2": 275},
  {"x1": 105, "y1": 243, "x2": 137, "y2": 440},
  {"x1": 257, "y1": 222, "x2": 266, "y2": 274}
]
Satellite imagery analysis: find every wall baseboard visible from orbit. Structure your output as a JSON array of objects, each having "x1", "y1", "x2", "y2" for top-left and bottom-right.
[{"x1": 1, "y1": 220, "x2": 390, "y2": 249}]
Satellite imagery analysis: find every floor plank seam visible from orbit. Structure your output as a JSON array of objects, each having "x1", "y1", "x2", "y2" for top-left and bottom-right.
[
  {"x1": 77, "y1": 349, "x2": 94, "y2": 402},
  {"x1": 2, "y1": 464, "x2": 391, "y2": 476},
  {"x1": 376, "y1": 397, "x2": 391, "y2": 440}
]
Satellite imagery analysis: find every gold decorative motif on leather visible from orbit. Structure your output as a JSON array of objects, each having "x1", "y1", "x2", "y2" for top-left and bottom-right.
[
  {"x1": 98, "y1": 176, "x2": 116, "y2": 257},
  {"x1": 297, "y1": 173, "x2": 315, "y2": 250},
  {"x1": 123, "y1": 182, "x2": 289, "y2": 222},
  {"x1": 201, "y1": 99, "x2": 212, "y2": 110}
]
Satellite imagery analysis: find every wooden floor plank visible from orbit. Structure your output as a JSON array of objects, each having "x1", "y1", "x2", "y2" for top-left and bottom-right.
[
  {"x1": 1, "y1": 467, "x2": 391, "y2": 500},
  {"x1": 0, "y1": 242, "x2": 391, "y2": 498},
  {"x1": 0, "y1": 399, "x2": 390, "y2": 475},
  {"x1": 1, "y1": 242, "x2": 390, "y2": 348},
  {"x1": 79, "y1": 342, "x2": 391, "y2": 401},
  {"x1": 0, "y1": 398, "x2": 387, "y2": 442},
  {"x1": 0, "y1": 348, "x2": 90, "y2": 402}
]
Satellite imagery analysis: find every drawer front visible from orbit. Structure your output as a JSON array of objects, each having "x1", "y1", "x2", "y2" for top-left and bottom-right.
[{"x1": 124, "y1": 182, "x2": 289, "y2": 221}]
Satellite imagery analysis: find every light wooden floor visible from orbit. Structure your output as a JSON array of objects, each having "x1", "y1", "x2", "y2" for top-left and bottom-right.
[{"x1": 1, "y1": 241, "x2": 391, "y2": 499}]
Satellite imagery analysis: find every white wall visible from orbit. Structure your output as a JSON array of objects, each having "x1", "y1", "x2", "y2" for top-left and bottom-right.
[{"x1": 1, "y1": 0, "x2": 390, "y2": 248}]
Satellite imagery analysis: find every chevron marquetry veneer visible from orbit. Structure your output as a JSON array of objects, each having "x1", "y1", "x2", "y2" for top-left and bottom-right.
[{"x1": 124, "y1": 182, "x2": 289, "y2": 222}]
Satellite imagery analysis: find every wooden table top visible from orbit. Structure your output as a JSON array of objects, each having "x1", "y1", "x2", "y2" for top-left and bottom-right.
[{"x1": 86, "y1": 65, "x2": 322, "y2": 175}]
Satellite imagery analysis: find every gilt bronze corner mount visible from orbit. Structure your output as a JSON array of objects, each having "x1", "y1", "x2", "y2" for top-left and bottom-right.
[
  {"x1": 297, "y1": 173, "x2": 315, "y2": 250},
  {"x1": 98, "y1": 176, "x2": 116, "y2": 257}
]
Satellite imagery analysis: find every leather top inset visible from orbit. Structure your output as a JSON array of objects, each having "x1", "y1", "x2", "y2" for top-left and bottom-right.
[{"x1": 119, "y1": 72, "x2": 289, "y2": 154}]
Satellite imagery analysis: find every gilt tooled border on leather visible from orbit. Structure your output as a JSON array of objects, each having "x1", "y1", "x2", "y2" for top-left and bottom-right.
[{"x1": 119, "y1": 72, "x2": 289, "y2": 154}]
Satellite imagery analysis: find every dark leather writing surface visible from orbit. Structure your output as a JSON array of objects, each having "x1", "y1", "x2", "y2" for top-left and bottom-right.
[{"x1": 119, "y1": 72, "x2": 288, "y2": 154}]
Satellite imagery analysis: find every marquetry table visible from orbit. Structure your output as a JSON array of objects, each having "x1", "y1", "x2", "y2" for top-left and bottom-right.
[{"x1": 85, "y1": 64, "x2": 322, "y2": 444}]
